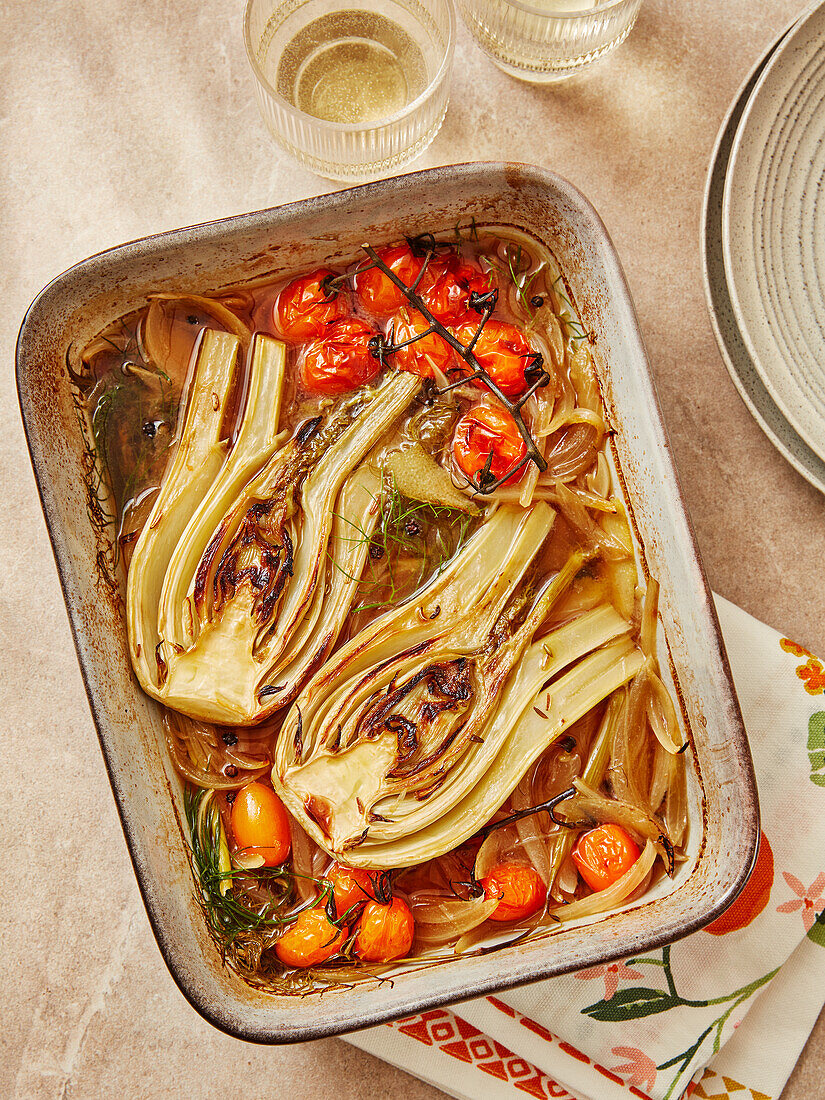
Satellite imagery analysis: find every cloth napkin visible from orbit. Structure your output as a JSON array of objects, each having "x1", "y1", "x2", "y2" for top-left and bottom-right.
[{"x1": 346, "y1": 594, "x2": 825, "y2": 1100}]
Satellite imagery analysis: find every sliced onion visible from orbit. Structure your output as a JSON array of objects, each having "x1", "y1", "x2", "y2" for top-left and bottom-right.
[
  {"x1": 536, "y1": 382, "x2": 575, "y2": 439},
  {"x1": 232, "y1": 851, "x2": 267, "y2": 870},
  {"x1": 290, "y1": 818, "x2": 324, "y2": 902},
  {"x1": 511, "y1": 772, "x2": 554, "y2": 886},
  {"x1": 567, "y1": 778, "x2": 674, "y2": 875},
  {"x1": 164, "y1": 711, "x2": 269, "y2": 789},
  {"x1": 552, "y1": 481, "x2": 627, "y2": 560},
  {"x1": 549, "y1": 840, "x2": 656, "y2": 923},
  {"x1": 473, "y1": 829, "x2": 507, "y2": 883},
  {"x1": 648, "y1": 739, "x2": 669, "y2": 814},
  {"x1": 412, "y1": 893, "x2": 499, "y2": 945},
  {"x1": 647, "y1": 667, "x2": 686, "y2": 754},
  {"x1": 145, "y1": 293, "x2": 252, "y2": 360},
  {"x1": 585, "y1": 452, "x2": 611, "y2": 499},
  {"x1": 640, "y1": 578, "x2": 659, "y2": 658},
  {"x1": 224, "y1": 747, "x2": 271, "y2": 770},
  {"x1": 565, "y1": 408, "x2": 605, "y2": 433},
  {"x1": 555, "y1": 852, "x2": 580, "y2": 898},
  {"x1": 164, "y1": 733, "x2": 265, "y2": 789},
  {"x1": 519, "y1": 392, "x2": 552, "y2": 508},
  {"x1": 620, "y1": 663, "x2": 655, "y2": 810},
  {"x1": 665, "y1": 749, "x2": 688, "y2": 847}
]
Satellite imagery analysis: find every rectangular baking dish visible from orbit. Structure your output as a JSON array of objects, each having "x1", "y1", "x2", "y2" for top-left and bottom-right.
[{"x1": 17, "y1": 162, "x2": 758, "y2": 1043}]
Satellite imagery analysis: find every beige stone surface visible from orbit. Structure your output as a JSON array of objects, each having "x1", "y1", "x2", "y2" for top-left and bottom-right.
[{"x1": 1, "y1": 1, "x2": 823, "y2": 1097}]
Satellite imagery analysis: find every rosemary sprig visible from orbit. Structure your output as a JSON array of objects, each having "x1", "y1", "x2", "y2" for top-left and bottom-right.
[
  {"x1": 359, "y1": 243, "x2": 550, "y2": 493},
  {"x1": 184, "y1": 786, "x2": 341, "y2": 957}
]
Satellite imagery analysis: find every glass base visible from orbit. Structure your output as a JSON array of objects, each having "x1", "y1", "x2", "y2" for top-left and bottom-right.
[
  {"x1": 267, "y1": 106, "x2": 446, "y2": 181},
  {"x1": 490, "y1": 57, "x2": 599, "y2": 83},
  {"x1": 459, "y1": 4, "x2": 640, "y2": 87}
]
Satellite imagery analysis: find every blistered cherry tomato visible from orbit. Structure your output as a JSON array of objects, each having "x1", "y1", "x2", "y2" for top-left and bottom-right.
[
  {"x1": 391, "y1": 309, "x2": 455, "y2": 378},
  {"x1": 572, "y1": 824, "x2": 641, "y2": 892},
  {"x1": 481, "y1": 862, "x2": 545, "y2": 922},
  {"x1": 230, "y1": 782, "x2": 291, "y2": 867},
  {"x1": 275, "y1": 908, "x2": 346, "y2": 968},
  {"x1": 452, "y1": 404, "x2": 527, "y2": 486},
  {"x1": 273, "y1": 267, "x2": 349, "y2": 342},
  {"x1": 455, "y1": 318, "x2": 535, "y2": 398},
  {"x1": 300, "y1": 317, "x2": 381, "y2": 394},
  {"x1": 353, "y1": 245, "x2": 424, "y2": 317},
  {"x1": 354, "y1": 897, "x2": 415, "y2": 962},
  {"x1": 328, "y1": 862, "x2": 379, "y2": 918},
  {"x1": 423, "y1": 255, "x2": 493, "y2": 323}
]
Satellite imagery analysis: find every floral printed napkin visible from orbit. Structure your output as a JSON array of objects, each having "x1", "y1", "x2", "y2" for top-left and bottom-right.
[{"x1": 346, "y1": 595, "x2": 825, "y2": 1100}]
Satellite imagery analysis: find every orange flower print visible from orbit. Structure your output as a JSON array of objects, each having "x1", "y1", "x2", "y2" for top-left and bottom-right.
[
  {"x1": 574, "y1": 960, "x2": 643, "y2": 1000},
  {"x1": 780, "y1": 638, "x2": 825, "y2": 695},
  {"x1": 610, "y1": 1046, "x2": 657, "y2": 1092},
  {"x1": 705, "y1": 830, "x2": 774, "y2": 935},
  {"x1": 776, "y1": 871, "x2": 825, "y2": 932},
  {"x1": 798, "y1": 659, "x2": 825, "y2": 694}
]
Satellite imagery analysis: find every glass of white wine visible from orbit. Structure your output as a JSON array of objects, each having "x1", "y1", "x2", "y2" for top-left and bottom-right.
[
  {"x1": 457, "y1": 0, "x2": 642, "y2": 83},
  {"x1": 244, "y1": 0, "x2": 455, "y2": 180}
]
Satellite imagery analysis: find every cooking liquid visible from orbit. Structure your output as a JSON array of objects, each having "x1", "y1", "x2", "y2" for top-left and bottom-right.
[{"x1": 274, "y1": 11, "x2": 427, "y2": 124}]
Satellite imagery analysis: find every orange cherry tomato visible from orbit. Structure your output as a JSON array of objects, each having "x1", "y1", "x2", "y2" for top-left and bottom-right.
[
  {"x1": 328, "y1": 862, "x2": 379, "y2": 918},
  {"x1": 353, "y1": 244, "x2": 424, "y2": 318},
  {"x1": 354, "y1": 897, "x2": 415, "y2": 962},
  {"x1": 452, "y1": 404, "x2": 527, "y2": 486},
  {"x1": 481, "y1": 862, "x2": 545, "y2": 922},
  {"x1": 455, "y1": 318, "x2": 535, "y2": 398},
  {"x1": 423, "y1": 255, "x2": 493, "y2": 323},
  {"x1": 572, "y1": 824, "x2": 641, "y2": 892},
  {"x1": 230, "y1": 781, "x2": 291, "y2": 867},
  {"x1": 391, "y1": 309, "x2": 455, "y2": 378},
  {"x1": 300, "y1": 317, "x2": 381, "y2": 394},
  {"x1": 273, "y1": 267, "x2": 349, "y2": 342},
  {"x1": 275, "y1": 908, "x2": 346, "y2": 968}
]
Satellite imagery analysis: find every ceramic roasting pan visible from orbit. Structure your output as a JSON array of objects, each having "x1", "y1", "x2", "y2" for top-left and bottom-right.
[{"x1": 17, "y1": 162, "x2": 758, "y2": 1043}]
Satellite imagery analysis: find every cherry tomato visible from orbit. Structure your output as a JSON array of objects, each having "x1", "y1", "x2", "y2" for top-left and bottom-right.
[
  {"x1": 572, "y1": 824, "x2": 641, "y2": 892},
  {"x1": 275, "y1": 908, "x2": 346, "y2": 968},
  {"x1": 455, "y1": 318, "x2": 535, "y2": 398},
  {"x1": 452, "y1": 404, "x2": 527, "y2": 486},
  {"x1": 353, "y1": 244, "x2": 424, "y2": 318},
  {"x1": 391, "y1": 309, "x2": 455, "y2": 378},
  {"x1": 328, "y1": 862, "x2": 379, "y2": 918},
  {"x1": 230, "y1": 782, "x2": 291, "y2": 867},
  {"x1": 300, "y1": 317, "x2": 381, "y2": 394},
  {"x1": 354, "y1": 897, "x2": 415, "y2": 962},
  {"x1": 481, "y1": 862, "x2": 545, "y2": 922},
  {"x1": 423, "y1": 255, "x2": 493, "y2": 323},
  {"x1": 274, "y1": 267, "x2": 349, "y2": 342}
]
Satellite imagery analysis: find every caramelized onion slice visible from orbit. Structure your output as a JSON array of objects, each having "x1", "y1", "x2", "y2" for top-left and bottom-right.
[
  {"x1": 144, "y1": 293, "x2": 252, "y2": 368},
  {"x1": 412, "y1": 893, "x2": 499, "y2": 945}
]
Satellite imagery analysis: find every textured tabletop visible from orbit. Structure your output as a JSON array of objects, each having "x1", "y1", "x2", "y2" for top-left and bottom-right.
[{"x1": 2, "y1": 1, "x2": 823, "y2": 1097}]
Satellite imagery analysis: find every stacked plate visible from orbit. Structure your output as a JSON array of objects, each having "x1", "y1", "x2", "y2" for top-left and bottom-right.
[{"x1": 703, "y1": 0, "x2": 825, "y2": 495}]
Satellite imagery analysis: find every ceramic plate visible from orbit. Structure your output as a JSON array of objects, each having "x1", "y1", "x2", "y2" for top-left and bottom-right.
[
  {"x1": 722, "y1": 2, "x2": 825, "y2": 463},
  {"x1": 703, "y1": 10, "x2": 825, "y2": 496}
]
